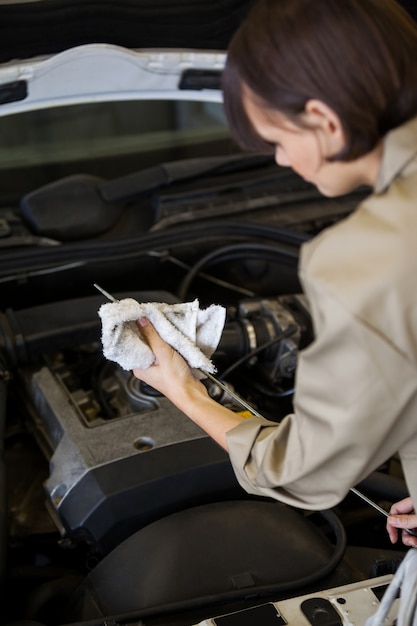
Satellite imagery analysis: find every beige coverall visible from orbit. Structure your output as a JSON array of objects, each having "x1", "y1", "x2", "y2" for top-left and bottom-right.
[{"x1": 226, "y1": 115, "x2": 417, "y2": 511}]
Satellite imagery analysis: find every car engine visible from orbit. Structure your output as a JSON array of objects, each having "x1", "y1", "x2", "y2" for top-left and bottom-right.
[{"x1": 0, "y1": 112, "x2": 410, "y2": 626}]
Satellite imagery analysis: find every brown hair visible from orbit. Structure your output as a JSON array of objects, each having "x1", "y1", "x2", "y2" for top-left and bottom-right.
[{"x1": 222, "y1": 0, "x2": 417, "y2": 161}]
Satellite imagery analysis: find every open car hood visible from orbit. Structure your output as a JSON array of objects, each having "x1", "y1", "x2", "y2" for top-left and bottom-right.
[
  {"x1": 0, "y1": 43, "x2": 226, "y2": 114},
  {"x1": 0, "y1": 0, "x2": 254, "y2": 113}
]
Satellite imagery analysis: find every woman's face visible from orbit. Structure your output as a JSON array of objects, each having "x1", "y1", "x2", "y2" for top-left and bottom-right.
[{"x1": 241, "y1": 88, "x2": 380, "y2": 196}]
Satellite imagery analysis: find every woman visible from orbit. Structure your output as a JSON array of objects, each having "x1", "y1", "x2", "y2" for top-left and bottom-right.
[{"x1": 133, "y1": 0, "x2": 417, "y2": 547}]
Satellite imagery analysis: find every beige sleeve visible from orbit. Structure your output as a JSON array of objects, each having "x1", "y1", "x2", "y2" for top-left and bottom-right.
[{"x1": 226, "y1": 287, "x2": 417, "y2": 510}]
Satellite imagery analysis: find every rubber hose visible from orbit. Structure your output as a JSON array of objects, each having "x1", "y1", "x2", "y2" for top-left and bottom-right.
[{"x1": 177, "y1": 242, "x2": 299, "y2": 301}]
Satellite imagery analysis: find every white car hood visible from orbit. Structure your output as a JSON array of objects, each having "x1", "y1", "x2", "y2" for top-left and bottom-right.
[{"x1": 0, "y1": 44, "x2": 225, "y2": 115}]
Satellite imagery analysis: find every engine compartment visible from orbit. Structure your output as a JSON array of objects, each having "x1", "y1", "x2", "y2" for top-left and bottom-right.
[{"x1": 0, "y1": 154, "x2": 409, "y2": 626}]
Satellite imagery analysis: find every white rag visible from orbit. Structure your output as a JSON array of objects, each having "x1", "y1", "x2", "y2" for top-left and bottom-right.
[
  {"x1": 98, "y1": 297, "x2": 226, "y2": 377},
  {"x1": 365, "y1": 549, "x2": 417, "y2": 626}
]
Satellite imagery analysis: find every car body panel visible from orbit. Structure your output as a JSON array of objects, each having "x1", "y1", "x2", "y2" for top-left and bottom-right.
[{"x1": 0, "y1": 44, "x2": 225, "y2": 116}]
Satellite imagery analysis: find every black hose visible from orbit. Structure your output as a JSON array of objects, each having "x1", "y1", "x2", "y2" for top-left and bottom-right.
[
  {"x1": 177, "y1": 242, "x2": 299, "y2": 301},
  {"x1": 219, "y1": 326, "x2": 298, "y2": 379}
]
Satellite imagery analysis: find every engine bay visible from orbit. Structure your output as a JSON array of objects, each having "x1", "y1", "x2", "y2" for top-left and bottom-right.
[
  {"x1": 0, "y1": 76, "x2": 410, "y2": 624},
  {"x1": 1, "y1": 158, "x2": 410, "y2": 625}
]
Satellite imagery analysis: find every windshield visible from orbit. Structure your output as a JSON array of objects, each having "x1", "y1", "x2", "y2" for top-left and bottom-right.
[{"x1": 0, "y1": 98, "x2": 237, "y2": 203}]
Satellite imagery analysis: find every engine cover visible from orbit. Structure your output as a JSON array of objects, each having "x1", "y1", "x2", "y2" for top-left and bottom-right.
[{"x1": 19, "y1": 339, "x2": 242, "y2": 554}]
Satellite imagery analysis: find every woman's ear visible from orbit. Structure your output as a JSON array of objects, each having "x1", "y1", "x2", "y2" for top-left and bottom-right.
[{"x1": 303, "y1": 99, "x2": 346, "y2": 154}]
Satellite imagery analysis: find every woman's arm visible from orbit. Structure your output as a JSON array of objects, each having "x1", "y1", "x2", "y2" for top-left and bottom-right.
[
  {"x1": 133, "y1": 290, "x2": 417, "y2": 512},
  {"x1": 132, "y1": 317, "x2": 247, "y2": 450}
]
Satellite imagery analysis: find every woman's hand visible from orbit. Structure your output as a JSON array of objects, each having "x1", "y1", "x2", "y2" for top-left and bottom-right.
[
  {"x1": 387, "y1": 497, "x2": 417, "y2": 548},
  {"x1": 132, "y1": 317, "x2": 206, "y2": 403}
]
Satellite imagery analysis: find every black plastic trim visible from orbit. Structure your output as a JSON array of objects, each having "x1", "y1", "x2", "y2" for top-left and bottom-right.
[{"x1": 0, "y1": 80, "x2": 27, "y2": 105}]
